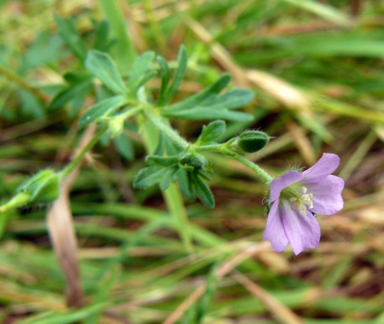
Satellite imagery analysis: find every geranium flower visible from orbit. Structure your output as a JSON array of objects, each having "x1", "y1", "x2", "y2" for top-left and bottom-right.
[{"x1": 262, "y1": 153, "x2": 344, "y2": 255}]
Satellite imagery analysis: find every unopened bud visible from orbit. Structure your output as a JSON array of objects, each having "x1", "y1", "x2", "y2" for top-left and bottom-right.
[
  {"x1": 108, "y1": 117, "x2": 124, "y2": 138},
  {"x1": 237, "y1": 130, "x2": 269, "y2": 153}
]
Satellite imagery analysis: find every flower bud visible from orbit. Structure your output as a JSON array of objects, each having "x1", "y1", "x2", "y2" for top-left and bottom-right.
[
  {"x1": 237, "y1": 130, "x2": 269, "y2": 153},
  {"x1": 108, "y1": 117, "x2": 124, "y2": 138}
]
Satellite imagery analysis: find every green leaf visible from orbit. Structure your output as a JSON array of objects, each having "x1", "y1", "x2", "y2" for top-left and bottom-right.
[
  {"x1": 49, "y1": 78, "x2": 92, "y2": 113},
  {"x1": 163, "y1": 74, "x2": 231, "y2": 112},
  {"x1": 195, "y1": 262, "x2": 219, "y2": 324},
  {"x1": 54, "y1": 15, "x2": 87, "y2": 61},
  {"x1": 98, "y1": 0, "x2": 136, "y2": 73},
  {"x1": 163, "y1": 107, "x2": 253, "y2": 122},
  {"x1": 93, "y1": 20, "x2": 114, "y2": 52},
  {"x1": 18, "y1": 89, "x2": 45, "y2": 119},
  {"x1": 85, "y1": 50, "x2": 127, "y2": 94},
  {"x1": 161, "y1": 78, "x2": 254, "y2": 122},
  {"x1": 282, "y1": 0, "x2": 350, "y2": 26},
  {"x1": 158, "y1": 45, "x2": 188, "y2": 106},
  {"x1": 193, "y1": 174, "x2": 215, "y2": 208},
  {"x1": 159, "y1": 166, "x2": 178, "y2": 190},
  {"x1": 114, "y1": 133, "x2": 134, "y2": 160},
  {"x1": 198, "y1": 120, "x2": 226, "y2": 144},
  {"x1": 156, "y1": 56, "x2": 170, "y2": 106},
  {"x1": 146, "y1": 155, "x2": 180, "y2": 167},
  {"x1": 128, "y1": 51, "x2": 155, "y2": 93},
  {"x1": 177, "y1": 169, "x2": 196, "y2": 200},
  {"x1": 133, "y1": 166, "x2": 166, "y2": 189},
  {"x1": 79, "y1": 95, "x2": 127, "y2": 128},
  {"x1": 153, "y1": 131, "x2": 166, "y2": 155},
  {"x1": 17, "y1": 169, "x2": 60, "y2": 203},
  {"x1": 19, "y1": 32, "x2": 65, "y2": 74}
]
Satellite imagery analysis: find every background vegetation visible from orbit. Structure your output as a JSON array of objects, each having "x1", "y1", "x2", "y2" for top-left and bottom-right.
[{"x1": 1, "y1": 0, "x2": 384, "y2": 323}]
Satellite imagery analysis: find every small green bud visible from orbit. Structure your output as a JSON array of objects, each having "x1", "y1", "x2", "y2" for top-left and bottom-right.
[
  {"x1": 237, "y1": 130, "x2": 269, "y2": 153},
  {"x1": 108, "y1": 117, "x2": 124, "y2": 138}
]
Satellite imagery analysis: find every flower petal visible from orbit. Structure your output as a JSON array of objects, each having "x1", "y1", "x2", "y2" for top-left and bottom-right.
[
  {"x1": 269, "y1": 170, "x2": 303, "y2": 202},
  {"x1": 302, "y1": 153, "x2": 340, "y2": 184},
  {"x1": 262, "y1": 201, "x2": 289, "y2": 252},
  {"x1": 306, "y1": 175, "x2": 344, "y2": 215},
  {"x1": 281, "y1": 200, "x2": 321, "y2": 255}
]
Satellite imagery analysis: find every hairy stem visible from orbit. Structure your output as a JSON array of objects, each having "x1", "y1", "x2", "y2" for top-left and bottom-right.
[
  {"x1": 59, "y1": 125, "x2": 108, "y2": 180},
  {"x1": 221, "y1": 148, "x2": 274, "y2": 184}
]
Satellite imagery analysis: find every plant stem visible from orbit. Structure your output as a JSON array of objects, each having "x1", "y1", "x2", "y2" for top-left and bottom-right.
[
  {"x1": 59, "y1": 126, "x2": 108, "y2": 180},
  {"x1": 139, "y1": 118, "x2": 194, "y2": 254},
  {"x1": 143, "y1": 108, "x2": 190, "y2": 150},
  {"x1": 0, "y1": 64, "x2": 49, "y2": 102},
  {"x1": 221, "y1": 148, "x2": 274, "y2": 184}
]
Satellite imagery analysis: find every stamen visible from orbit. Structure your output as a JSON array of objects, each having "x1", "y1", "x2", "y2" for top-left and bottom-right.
[{"x1": 290, "y1": 186, "x2": 314, "y2": 214}]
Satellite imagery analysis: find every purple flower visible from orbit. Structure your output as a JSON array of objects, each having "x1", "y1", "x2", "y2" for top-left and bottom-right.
[{"x1": 262, "y1": 153, "x2": 344, "y2": 255}]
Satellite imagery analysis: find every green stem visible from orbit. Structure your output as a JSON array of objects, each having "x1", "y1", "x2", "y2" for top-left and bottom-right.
[
  {"x1": 194, "y1": 144, "x2": 222, "y2": 152},
  {"x1": 139, "y1": 119, "x2": 193, "y2": 254},
  {"x1": 221, "y1": 148, "x2": 274, "y2": 184},
  {"x1": 59, "y1": 126, "x2": 108, "y2": 180},
  {"x1": 0, "y1": 64, "x2": 48, "y2": 102},
  {"x1": 143, "y1": 108, "x2": 190, "y2": 150}
]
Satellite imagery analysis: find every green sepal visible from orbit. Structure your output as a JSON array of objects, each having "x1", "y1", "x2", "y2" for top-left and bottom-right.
[
  {"x1": 85, "y1": 50, "x2": 127, "y2": 95},
  {"x1": 197, "y1": 120, "x2": 225, "y2": 144}
]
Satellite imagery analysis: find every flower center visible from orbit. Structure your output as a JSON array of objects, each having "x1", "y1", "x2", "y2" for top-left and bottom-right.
[{"x1": 289, "y1": 186, "x2": 313, "y2": 215}]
